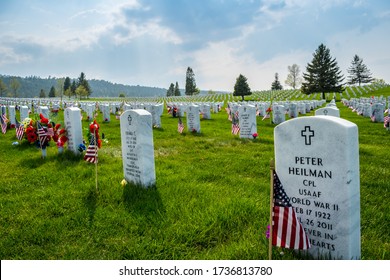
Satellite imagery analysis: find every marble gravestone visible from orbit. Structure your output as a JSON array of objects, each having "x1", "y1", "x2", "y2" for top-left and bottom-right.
[
  {"x1": 20, "y1": 106, "x2": 29, "y2": 122},
  {"x1": 315, "y1": 107, "x2": 340, "y2": 118},
  {"x1": 8, "y1": 105, "x2": 16, "y2": 126},
  {"x1": 274, "y1": 116, "x2": 360, "y2": 259},
  {"x1": 39, "y1": 106, "x2": 50, "y2": 119},
  {"x1": 371, "y1": 103, "x2": 384, "y2": 122},
  {"x1": 101, "y1": 104, "x2": 110, "y2": 122},
  {"x1": 272, "y1": 105, "x2": 285, "y2": 125},
  {"x1": 238, "y1": 105, "x2": 257, "y2": 138},
  {"x1": 64, "y1": 107, "x2": 84, "y2": 155},
  {"x1": 120, "y1": 109, "x2": 156, "y2": 188},
  {"x1": 186, "y1": 105, "x2": 201, "y2": 133},
  {"x1": 289, "y1": 103, "x2": 298, "y2": 119}
]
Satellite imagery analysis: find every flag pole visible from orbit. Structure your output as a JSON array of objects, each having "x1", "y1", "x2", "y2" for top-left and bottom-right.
[
  {"x1": 269, "y1": 158, "x2": 275, "y2": 260},
  {"x1": 94, "y1": 128, "x2": 98, "y2": 193}
]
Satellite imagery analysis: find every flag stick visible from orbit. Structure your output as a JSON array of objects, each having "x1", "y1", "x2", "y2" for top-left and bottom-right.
[
  {"x1": 269, "y1": 158, "x2": 275, "y2": 260},
  {"x1": 94, "y1": 128, "x2": 98, "y2": 193}
]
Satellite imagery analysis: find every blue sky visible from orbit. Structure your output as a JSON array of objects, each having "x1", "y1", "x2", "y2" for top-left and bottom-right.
[{"x1": 1, "y1": 0, "x2": 389, "y2": 92}]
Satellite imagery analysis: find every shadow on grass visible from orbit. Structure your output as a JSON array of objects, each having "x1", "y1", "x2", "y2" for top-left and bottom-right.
[
  {"x1": 84, "y1": 188, "x2": 98, "y2": 227},
  {"x1": 122, "y1": 183, "x2": 165, "y2": 220}
]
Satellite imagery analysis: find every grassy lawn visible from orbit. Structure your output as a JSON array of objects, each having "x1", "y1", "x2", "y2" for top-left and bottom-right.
[{"x1": 0, "y1": 87, "x2": 389, "y2": 260}]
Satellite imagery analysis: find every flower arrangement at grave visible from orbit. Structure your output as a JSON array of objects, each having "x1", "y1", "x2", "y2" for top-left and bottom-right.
[
  {"x1": 252, "y1": 132, "x2": 258, "y2": 139},
  {"x1": 87, "y1": 120, "x2": 102, "y2": 148},
  {"x1": 20, "y1": 114, "x2": 68, "y2": 154}
]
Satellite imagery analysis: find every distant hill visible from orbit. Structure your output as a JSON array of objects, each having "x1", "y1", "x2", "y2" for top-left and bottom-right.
[{"x1": 0, "y1": 75, "x2": 167, "y2": 98}]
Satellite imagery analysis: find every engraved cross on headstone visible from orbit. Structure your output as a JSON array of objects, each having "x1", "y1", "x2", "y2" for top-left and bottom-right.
[{"x1": 301, "y1": 126, "x2": 315, "y2": 145}]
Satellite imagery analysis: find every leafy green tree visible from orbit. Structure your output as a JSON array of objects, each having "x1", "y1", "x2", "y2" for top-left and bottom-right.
[
  {"x1": 119, "y1": 92, "x2": 126, "y2": 98},
  {"x1": 0, "y1": 78, "x2": 7, "y2": 98},
  {"x1": 75, "y1": 85, "x2": 88, "y2": 100},
  {"x1": 302, "y1": 43, "x2": 344, "y2": 99},
  {"x1": 347, "y1": 55, "x2": 373, "y2": 86},
  {"x1": 233, "y1": 74, "x2": 252, "y2": 101},
  {"x1": 10, "y1": 77, "x2": 20, "y2": 98},
  {"x1": 167, "y1": 83, "x2": 175, "y2": 96},
  {"x1": 185, "y1": 67, "x2": 197, "y2": 96},
  {"x1": 49, "y1": 86, "x2": 56, "y2": 98},
  {"x1": 285, "y1": 64, "x2": 301, "y2": 89},
  {"x1": 271, "y1": 73, "x2": 283, "y2": 90},
  {"x1": 174, "y1": 82, "x2": 181, "y2": 96},
  {"x1": 56, "y1": 78, "x2": 64, "y2": 101},
  {"x1": 39, "y1": 89, "x2": 46, "y2": 98},
  {"x1": 77, "y1": 72, "x2": 92, "y2": 98}
]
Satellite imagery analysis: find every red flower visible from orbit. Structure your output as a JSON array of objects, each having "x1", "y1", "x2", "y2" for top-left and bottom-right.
[
  {"x1": 27, "y1": 132, "x2": 37, "y2": 143},
  {"x1": 52, "y1": 135, "x2": 59, "y2": 142},
  {"x1": 39, "y1": 114, "x2": 49, "y2": 124},
  {"x1": 59, "y1": 128, "x2": 66, "y2": 135},
  {"x1": 97, "y1": 139, "x2": 102, "y2": 148},
  {"x1": 55, "y1": 123, "x2": 61, "y2": 130},
  {"x1": 26, "y1": 126, "x2": 35, "y2": 134},
  {"x1": 10, "y1": 124, "x2": 15, "y2": 129},
  {"x1": 59, "y1": 135, "x2": 68, "y2": 144}
]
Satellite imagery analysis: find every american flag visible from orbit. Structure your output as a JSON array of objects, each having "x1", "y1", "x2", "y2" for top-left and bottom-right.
[
  {"x1": 272, "y1": 170, "x2": 311, "y2": 250},
  {"x1": 231, "y1": 114, "x2": 240, "y2": 135},
  {"x1": 15, "y1": 119, "x2": 24, "y2": 140},
  {"x1": 1, "y1": 114, "x2": 8, "y2": 134},
  {"x1": 84, "y1": 134, "x2": 98, "y2": 163},
  {"x1": 178, "y1": 117, "x2": 184, "y2": 134},
  {"x1": 384, "y1": 115, "x2": 390, "y2": 128},
  {"x1": 37, "y1": 122, "x2": 47, "y2": 144}
]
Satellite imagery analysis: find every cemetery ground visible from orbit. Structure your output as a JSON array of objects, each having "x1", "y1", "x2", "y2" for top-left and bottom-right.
[{"x1": 0, "y1": 89, "x2": 389, "y2": 260}]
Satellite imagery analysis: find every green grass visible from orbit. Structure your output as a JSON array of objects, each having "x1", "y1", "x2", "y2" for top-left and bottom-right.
[{"x1": 0, "y1": 87, "x2": 389, "y2": 260}]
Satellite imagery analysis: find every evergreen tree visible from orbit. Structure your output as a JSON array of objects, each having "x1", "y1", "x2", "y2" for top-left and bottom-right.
[
  {"x1": 174, "y1": 82, "x2": 181, "y2": 96},
  {"x1": 347, "y1": 55, "x2": 373, "y2": 86},
  {"x1": 166, "y1": 83, "x2": 175, "y2": 96},
  {"x1": 77, "y1": 72, "x2": 92, "y2": 98},
  {"x1": 49, "y1": 86, "x2": 56, "y2": 98},
  {"x1": 271, "y1": 73, "x2": 283, "y2": 90},
  {"x1": 285, "y1": 64, "x2": 301, "y2": 89},
  {"x1": 71, "y1": 80, "x2": 77, "y2": 97},
  {"x1": 185, "y1": 67, "x2": 197, "y2": 96},
  {"x1": 63, "y1": 77, "x2": 71, "y2": 92},
  {"x1": 39, "y1": 89, "x2": 46, "y2": 98},
  {"x1": 302, "y1": 43, "x2": 344, "y2": 99},
  {"x1": 233, "y1": 74, "x2": 251, "y2": 101}
]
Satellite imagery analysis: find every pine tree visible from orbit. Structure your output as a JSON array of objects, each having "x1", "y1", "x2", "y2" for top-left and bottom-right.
[
  {"x1": 71, "y1": 80, "x2": 77, "y2": 97},
  {"x1": 166, "y1": 83, "x2": 175, "y2": 96},
  {"x1": 271, "y1": 73, "x2": 283, "y2": 90},
  {"x1": 77, "y1": 72, "x2": 92, "y2": 98},
  {"x1": 185, "y1": 67, "x2": 197, "y2": 96},
  {"x1": 302, "y1": 44, "x2": 344, "y2": 99},
  {"x1": 49, "y1": 86, "x2": 56, "y2": 98},
  {"x1": 233, "y1": 74, "x2": 252, "y2": 101},
  {"x1": 63, "y1": 77, "x2": 71, "y2": 92},
  {"x1": 39, "y1": 89, "x2": 46, "y2": 98},
  {"x1": 347, "y1": 55, "x2": 373, "y2": 86},
  {"x1": 174, "y1": 82, "x2": 181, "y2": 96}
]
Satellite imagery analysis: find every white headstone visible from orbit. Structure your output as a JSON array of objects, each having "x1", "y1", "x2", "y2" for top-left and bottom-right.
[
  {"x1": 8, "y1": 105, "x2": 16, "y2": 125},
  {"x1": 371, "y1": 103, "x2": 384, "y2": 122},
  {"x1": 273, "y1": 105, "x2": 285, "y2": 125},
  {"x1": 39, "y1": 106, "x2": 50, "y2": 119},
  {"x1": 186, "y1": 105, "x2": 201, "y2": 133},
  {"x1": 20, "y1": 106, "x2": 29, "y2": 122},
  {"x1": 101, "y1": 104, "x2": 110, "y2": 122},
  {"x1": 315, "y1": 107, "x2": 340, "y2": 118},
  {"x1": 64, "y1": 107, "x2": 83, "y2": 155},
  {"x1": 238, "y1": 105, "x2": 257, "y2": 138},
  {"x1": 289, "y1": 103, "x2": 298, "y2": 119},
  {"x1": 274, "y1": 116, "x2": 360, "y2": 259},
  {"x1": 120, "y1": 109, "x2": 156, "y2": 187}
]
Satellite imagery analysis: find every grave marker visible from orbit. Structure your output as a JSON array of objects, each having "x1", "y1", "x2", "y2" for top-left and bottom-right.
[
  {"x1": 64, "y1": 107, "x2": 83, "y2": 155},
  {"x1": 120, "y1": 109, "x2": 156, "y2": 187},
  {"x1": 274, "y1": 116, "x2": 360, "y2": 259}
]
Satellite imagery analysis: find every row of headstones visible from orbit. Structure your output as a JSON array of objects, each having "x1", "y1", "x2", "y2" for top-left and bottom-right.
[
  {"x1": 342, "y1": 97, "x2": 389, "y2": 123},
  {"x1": 166, "y1": 102, "x2": 224, "y2": 118}
]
